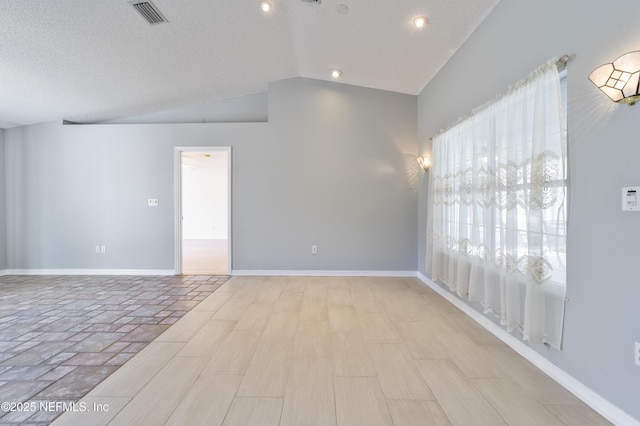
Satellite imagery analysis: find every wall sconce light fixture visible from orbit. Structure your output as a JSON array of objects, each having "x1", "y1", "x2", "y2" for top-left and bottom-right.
[
  {"x1": 417, "y1": 155, "x2": 431, "y2": 172},
  {"x1": 589, "y1": 51, "x2": 640, "y2": 106}
]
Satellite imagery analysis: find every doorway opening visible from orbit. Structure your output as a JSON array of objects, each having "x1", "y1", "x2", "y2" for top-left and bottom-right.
[{"x1": 175, "y1": 147, "x2": 231, "y2": 275}]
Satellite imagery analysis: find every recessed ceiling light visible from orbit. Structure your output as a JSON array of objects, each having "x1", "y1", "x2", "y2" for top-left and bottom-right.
[
  {"x1": 260, "y1": 0, "x2": 272, "y2": 12},
  {"x1": 330, "y1": 69, "x2": 343, "y2": 79},
  {"x1": 336, "y1": 4, "x2": 349, "y2": 15},
  {"x1": 413, "y1": 16, "x2": 428, "y2": 28}
]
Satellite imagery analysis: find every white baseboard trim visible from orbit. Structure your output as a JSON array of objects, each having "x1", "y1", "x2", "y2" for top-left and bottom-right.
[
  {"x1": 231, "y1": 269, "x2": 417, "y2": 278},
  {"x1": 416, "y1": 272, "x2": 639, "y2": 426},
  {"x1": 1, "y1": 269, "x2": 175, "y2": 276}
]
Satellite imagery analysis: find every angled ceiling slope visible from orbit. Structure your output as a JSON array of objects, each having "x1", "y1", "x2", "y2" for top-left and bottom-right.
[{"x1": 0, "y1": 0, "x2": 499, "y2": 128}]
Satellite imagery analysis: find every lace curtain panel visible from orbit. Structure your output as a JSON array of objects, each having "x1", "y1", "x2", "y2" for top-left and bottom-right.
[{"x1": 431, "y1": 60, "x2": 567, "y2": 348}]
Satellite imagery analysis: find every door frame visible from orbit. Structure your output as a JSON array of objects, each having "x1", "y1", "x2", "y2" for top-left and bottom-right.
[{"x1": 174, "y1": 146, "x2": 232, "y2": 275}]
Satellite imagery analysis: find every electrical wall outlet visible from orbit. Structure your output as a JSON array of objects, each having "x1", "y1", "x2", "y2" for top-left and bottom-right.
[
  {"x1": 101, "y1": 245, "x2": 106, "y2": 254},
  {"x1": 148, "y1": 198, "x2": 159, "y2": 207},
  {"x1": 635, "y1": 342, "x2": 640, "y2": 367},
  {"x1": 95, "y1": 245, "x2": 100, "y2": 253},
  {"x1": 311, "y1": 245, "x2": 318, "y2": 254}
]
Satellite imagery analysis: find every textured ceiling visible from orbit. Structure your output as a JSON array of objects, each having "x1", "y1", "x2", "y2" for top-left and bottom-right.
[{"x1": 0, "y1": 0, "x2": 499, "y2": 129}]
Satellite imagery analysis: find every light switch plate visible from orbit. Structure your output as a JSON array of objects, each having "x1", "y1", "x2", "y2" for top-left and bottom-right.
[{"x1": 622, "y1": 187, "x2": 639, "y2": 211}]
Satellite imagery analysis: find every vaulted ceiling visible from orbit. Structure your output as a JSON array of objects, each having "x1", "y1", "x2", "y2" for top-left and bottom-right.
[{"x1": 0, "y1": 0, "x2": 499, "y2": 128}]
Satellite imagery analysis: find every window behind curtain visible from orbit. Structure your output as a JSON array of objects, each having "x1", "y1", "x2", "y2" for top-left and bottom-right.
[{"x1": 431, "y1": 59, "x2": 567, "y2": 348}]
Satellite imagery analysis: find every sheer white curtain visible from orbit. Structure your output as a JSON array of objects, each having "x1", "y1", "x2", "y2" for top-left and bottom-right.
[{"x1": 431, "y1": 59, "x2": 567, "y2": 348}]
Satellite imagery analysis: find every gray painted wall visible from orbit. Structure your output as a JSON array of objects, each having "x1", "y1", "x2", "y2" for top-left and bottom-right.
[
  {"x1": 0, "y1": 129, "x2": 6, "y2": 270},
  {"x1": 418, "y1": 0, "x2": 640, "y2": 420},
  {"x1": 4, "y1": 77, "x2": 417, "y2": 272},
  {"x1": 101, "y1": 93, "x2": 268, "y2": 125},
  {"x1": 264, "y1": 78, "x2": 418, "y2": 271}
]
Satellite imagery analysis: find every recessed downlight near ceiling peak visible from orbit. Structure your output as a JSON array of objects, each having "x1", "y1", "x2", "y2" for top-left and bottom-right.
[
  {"x1": 260, "y1": 0, "x2": 272, "y2": 12},
  {"x1": 413, "y1": 16, "x2": 428, "y2": 28},
  {"x1": 336, "y1": 4, "x2": 349, "y2": 15}
]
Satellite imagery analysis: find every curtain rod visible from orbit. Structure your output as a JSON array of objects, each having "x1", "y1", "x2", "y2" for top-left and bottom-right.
[
  {"x1": 556, "y1": 54, "x2": 574, "y2": 70},
  {"x1": 429, "y1": 54, "x2": 575, "y2": 142}
]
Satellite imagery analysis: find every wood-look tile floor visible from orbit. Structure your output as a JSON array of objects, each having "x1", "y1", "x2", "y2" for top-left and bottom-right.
[{"x1": 52, "y1": 276, "x2": 611, "y2": 426}]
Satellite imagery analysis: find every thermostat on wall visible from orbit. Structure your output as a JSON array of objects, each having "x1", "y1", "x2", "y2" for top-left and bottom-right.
[{"x1": 622, "y1": 187, "x2": 639, "y2": 211}]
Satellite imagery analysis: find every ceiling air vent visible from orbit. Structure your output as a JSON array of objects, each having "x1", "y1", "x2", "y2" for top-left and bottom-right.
[{"x1": 130, "y1": 1, "x2": 168, "y2": 25}]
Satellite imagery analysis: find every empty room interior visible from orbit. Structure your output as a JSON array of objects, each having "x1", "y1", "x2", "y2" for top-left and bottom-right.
[{"x1": 1, "y1": 0, "x2": 639, "y2": 425}]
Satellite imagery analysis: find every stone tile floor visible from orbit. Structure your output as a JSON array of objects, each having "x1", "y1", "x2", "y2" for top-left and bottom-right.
[{"x1": 0, "y1": 275, "x2": 228, "y2": 425}]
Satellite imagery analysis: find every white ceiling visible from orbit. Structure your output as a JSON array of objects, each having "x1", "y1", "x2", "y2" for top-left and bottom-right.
[
  {"x1": 182, "y1": 151, "x2": 227, "y2": 169},
  {"x1": 0, "y1": 0, "x2": 499, "y2": 129}
]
